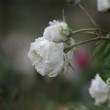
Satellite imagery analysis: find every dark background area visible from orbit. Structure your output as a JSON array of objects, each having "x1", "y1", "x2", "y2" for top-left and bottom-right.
[{"x1": 0, "y1": 0, "x2": 110, "y2": 109}]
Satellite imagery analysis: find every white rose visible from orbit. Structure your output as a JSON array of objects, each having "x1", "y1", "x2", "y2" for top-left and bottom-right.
[
  {"x1": 43, "y1": 20, "x2": 69, "y2": 42},
  {"x1": 97, "y1": 0, "x2": 110, "y2": 12},
  {"x1": 28, "y1": 37, "x2": 67, "y2": 77},
  {"x1": 89, "y1": 74, "x2": 110, "y2": 106}
]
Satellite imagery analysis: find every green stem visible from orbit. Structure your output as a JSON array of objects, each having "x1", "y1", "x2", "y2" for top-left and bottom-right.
[
  {"x1": 71, "y1": 28, "x2": 110, "y2": 36},
  {"x1": 64, "y1": 37, "x2": 110, "y2": 53},
  {"x1": 72, "y1": 28, "x2": 98, "y2": 35},
  {"x1": 78, "y1": 4, "x2": 97, "y2": 27}
]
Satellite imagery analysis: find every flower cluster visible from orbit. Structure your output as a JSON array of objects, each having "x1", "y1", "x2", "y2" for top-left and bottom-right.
[
  {"x1": 28, "y1": 20, "x2": 75, "y2": 77},
  {"x1": 89, "y1": 74, "x2": 110, "y2": 107}
]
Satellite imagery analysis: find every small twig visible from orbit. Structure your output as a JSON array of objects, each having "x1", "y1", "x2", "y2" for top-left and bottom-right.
[
  {"x1": 75, "y1": 37, "x2": 110, "y2": 46},
  {"x1": 62, "y1": 8, "x2": 66, "y2": 22},
  {"x1": 81, "y1": 31, "x2": 98, "y2": 36},
  {"x1": 71, "y1": 28, "x2": 110, "y2": 36},
  {"x1": 78, "y1": 4, "x2": 97, "y2": 27},
  {"x1": 69, "y1": 62, "x2": 74, "y2": 70},
  {"x1": 72, "y1": 28, "x2": 98, "y2": 35},
  {"x1": 64, "y1": 37, "x2": 110, "y2": 52}
]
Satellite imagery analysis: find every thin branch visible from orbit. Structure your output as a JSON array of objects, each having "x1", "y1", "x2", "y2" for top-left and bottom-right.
[
  {"x1": 72, "y1": 28, "x2": 98, "y2": 35},
  {"x1": 64, "y1": 37, "x2": 110, "y2": 52},
  {"x1": 62, "y1": 8, "x2": 66, "y2": 22},
  {"x1": 68, "y1": 62, "x2": 74, "y2": 70},
  {"x1": 81, "y1": 31, "x2": 98, "y2": 36},
  {"x1": 71, "y1": 28, "x2": 110, "y2": 36},
  {"x1": 78, "y1": 4, "x2": 97, "y2": 27},
  {"x1": 75, "y1": 37, "x2": 110, "y2": 46}
]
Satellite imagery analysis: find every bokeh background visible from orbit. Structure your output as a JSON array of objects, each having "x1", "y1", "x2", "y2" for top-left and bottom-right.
[{"x1": 0, "y1": 0, "x2": 110, "y2": 110}]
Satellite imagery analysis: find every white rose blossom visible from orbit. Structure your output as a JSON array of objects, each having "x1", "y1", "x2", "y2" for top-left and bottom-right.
[
  {"x1": 97, "y1": 0, "x2": 110, "y2": 12},
  {"x1": 89, "y1": 74, "x2": 110, "y2": 106},
  {"x1": 28, "y1": 37, "x2": 68, "y2": 77},
  {"x1": 43, "y1": 20, "x2": 69, "y2": 42}
]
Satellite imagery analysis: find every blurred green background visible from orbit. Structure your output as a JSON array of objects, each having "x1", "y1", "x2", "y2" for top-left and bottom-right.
[{"x1": 0, "y1": 0, "x2": 110, "y2": 110}]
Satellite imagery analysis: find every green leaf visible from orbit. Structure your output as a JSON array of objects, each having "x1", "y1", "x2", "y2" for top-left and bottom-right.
[
  {"x1": 93, "y1": 41, "x2": 110, "y2": 83},
  {"x1": 99, "y1": 54, "x2": 110, "y2": 83},
  {"x1": 93, "y1": 40, "x2": 107, "y2": 58},
  {"x1": 100, "y1": 68, "x2": 110, "y2": 83},
  {"x1": 93, "y1": 41, "x2": 110, "y2": 68},
  {"x1": 100, "y1": 43, "x2": 110, "y2": 59}
]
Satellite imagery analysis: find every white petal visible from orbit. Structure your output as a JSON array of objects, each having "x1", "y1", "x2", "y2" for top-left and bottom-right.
[
  {"x1": 28, "y1": 37, "x2": 67, "y2": 77},
  {"x1": 97, "y1": 0, "x2": 110, "y2": 12},
  {"x1": 89, "y1": 74, "x2": 110, "y2": 105},
  {"x1": 43, "y1": 20, "x2": 68, "y2": 42}
]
